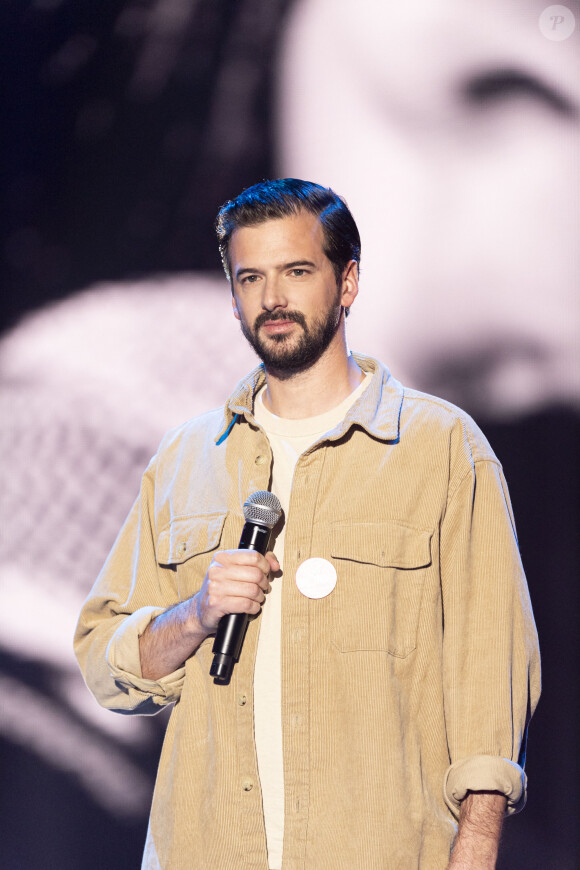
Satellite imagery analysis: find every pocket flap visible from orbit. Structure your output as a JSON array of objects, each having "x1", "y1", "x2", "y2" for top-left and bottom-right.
[
  {"x1": 157, "y1": 512, "x2": 227, "y2": 565},
  {"x1": 330, "y1": 520, "x2": 432, "y2": 569}
]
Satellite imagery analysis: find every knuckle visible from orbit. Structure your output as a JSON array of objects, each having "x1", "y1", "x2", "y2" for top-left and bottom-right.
[{"x1": 245, "y1": 570, "x2": 258, "y2": 586}]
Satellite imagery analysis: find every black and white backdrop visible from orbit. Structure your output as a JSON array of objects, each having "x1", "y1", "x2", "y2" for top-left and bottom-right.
[{"x1": 1, "y1": 2, "x2": 578, "y2": 867}]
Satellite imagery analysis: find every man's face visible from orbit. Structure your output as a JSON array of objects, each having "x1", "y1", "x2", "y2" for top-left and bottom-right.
[
  {"x1": 229, "y1": 212, "x2": 353, "y2": 375},
  {"x1": 278, "y1": 0, "x2": 580, "y2": 413}
]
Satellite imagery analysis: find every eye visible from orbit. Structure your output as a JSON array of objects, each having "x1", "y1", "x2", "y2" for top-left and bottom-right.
[
  {"x1": 460, "y1": 68, "x2": 576, "y2": 117},
  {"x1": 240, "y1": 274, "x2": 260, "y2": 285},
  {"x1": 290, "y1": 268, "x2": 307, "y2": 277}
]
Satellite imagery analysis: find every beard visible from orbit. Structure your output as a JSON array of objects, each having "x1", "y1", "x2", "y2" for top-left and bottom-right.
[{"x1": 238, "y1": 304, "x2": 343, "y2": 377}]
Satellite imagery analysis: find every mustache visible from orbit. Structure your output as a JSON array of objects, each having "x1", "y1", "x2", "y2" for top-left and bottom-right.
[{"x1": 254, "y1": 310, "x2": 307, "y2": 330}]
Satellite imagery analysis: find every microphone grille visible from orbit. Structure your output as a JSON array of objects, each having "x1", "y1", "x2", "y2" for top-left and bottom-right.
[{"x1": 243, "y1": 491, "x2": 282, "y2": 529}]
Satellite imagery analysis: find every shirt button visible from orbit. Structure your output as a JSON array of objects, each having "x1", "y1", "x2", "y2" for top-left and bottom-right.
[
  {"x1": 255, "y1": 455, "x2": 267, "y2": 465},
  {"x1": 177, "y1": 542, "x2": 187, "y2": 556},
  {"x1": 242, "y1": 778, "x2": 254, "y2": 791},
  {"x1": 237, "y1": 694, "x2": 247, "y2": 706}
]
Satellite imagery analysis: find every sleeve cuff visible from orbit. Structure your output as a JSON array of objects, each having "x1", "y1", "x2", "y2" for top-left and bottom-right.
[
  {"x1": 444, "y1": 755, "x2": 527, "y2": 817},
  {"x1": 106, "y1": 606, "x2": 186, "y2": 704}
]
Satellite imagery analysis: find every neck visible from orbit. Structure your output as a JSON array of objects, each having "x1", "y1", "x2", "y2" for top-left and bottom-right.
[{"x1": 261, "y1": 332, "x2": 364, "y2": 419}]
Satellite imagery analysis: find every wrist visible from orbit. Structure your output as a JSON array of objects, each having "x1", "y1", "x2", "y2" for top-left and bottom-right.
[{"x1": 185, "y1": 593, "x2": 213, "y2": 643}]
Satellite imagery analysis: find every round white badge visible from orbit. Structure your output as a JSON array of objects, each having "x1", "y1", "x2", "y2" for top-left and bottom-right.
[{"x1": 295, "y1": 557, "x2": 337, "y2": 599}]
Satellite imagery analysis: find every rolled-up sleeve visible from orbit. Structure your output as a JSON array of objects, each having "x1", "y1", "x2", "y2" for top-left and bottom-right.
[
  {"x1": 74, "y1": 459, "x2": 184, "y2": 715},
  {"x1": 444, "y1": 755, "x2": 527, "y2": 814},
  {"x1": 106, "y1": 605, "x2": 185, "y2": 704},
  {"x1": 440, "y1": 456, "x2": 541, "y2": 816}
]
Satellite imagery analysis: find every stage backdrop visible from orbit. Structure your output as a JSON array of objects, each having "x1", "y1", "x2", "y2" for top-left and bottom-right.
[{"x1": 1, "y1": 2, "x2": 578, "y2": 868}]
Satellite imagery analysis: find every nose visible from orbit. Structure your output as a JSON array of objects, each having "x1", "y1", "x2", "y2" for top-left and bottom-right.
[{"x1": 261, "y1": 276, "x2": 288, "y2": 312}]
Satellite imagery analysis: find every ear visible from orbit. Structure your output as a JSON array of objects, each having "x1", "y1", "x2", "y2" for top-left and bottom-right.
[
  {"x1": 340, "y1": 260, "x2": 359, "y2": 310},
  {"x1": 231, "y1": 291, "x2": 241, "y2": 321}
]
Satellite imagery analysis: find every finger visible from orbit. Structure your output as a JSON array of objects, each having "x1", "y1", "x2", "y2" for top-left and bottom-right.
[
  {"x1": 211, "y1": 554, "x2": 273, "y2": 586},
  {"x1": 215, "y1": 549, "x2": 273, "y2": 573},
  {"x1": 208, "y1": 563, "x2": 270, "y2": 592},
  {"x1": 196, "y1": 592, "x2": 262, "y2": 631},
  {"x1": 207, "y1": 575, "x2": 266, "y2": 604},
  {"x1": 218, "y1": 596, "x2": 263, "y2": 617},
  {"x1": 265, "y1": 551, "x2": 280, "y2": 572},
  {"x1": 205, "y1": 591, "x2": 264, "y2": 618}
]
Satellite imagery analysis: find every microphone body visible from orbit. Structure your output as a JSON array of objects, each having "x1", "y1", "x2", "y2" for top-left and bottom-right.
[{"x1": 210, "y1": 491, "x2": 281, "y2": 683}]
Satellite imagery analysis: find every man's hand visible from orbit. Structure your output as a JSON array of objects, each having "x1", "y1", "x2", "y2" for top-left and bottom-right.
[
  {"x1": 139, "y1": 549, "x2": 279, "y2": 680},
  {"x1": 447, "y1": 791, "x2": 507, "y2": 870},
  {"x1": 194, "y1": 549, "x2": 279, "y2": 634}
]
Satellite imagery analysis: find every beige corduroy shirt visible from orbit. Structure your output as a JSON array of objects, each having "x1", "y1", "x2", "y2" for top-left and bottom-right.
[{"x1": 74, "y1": 354, "x2": 540, "y2": 870}]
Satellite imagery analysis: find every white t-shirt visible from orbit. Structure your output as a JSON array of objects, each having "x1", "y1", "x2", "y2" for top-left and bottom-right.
[{"x1": 252, "y1": 371, "x2": 372, "y2": 870}]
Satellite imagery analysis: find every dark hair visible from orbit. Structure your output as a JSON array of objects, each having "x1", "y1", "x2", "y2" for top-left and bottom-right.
[{"x1": 215, "y1": 178, "x2": 361, "y2": 287}]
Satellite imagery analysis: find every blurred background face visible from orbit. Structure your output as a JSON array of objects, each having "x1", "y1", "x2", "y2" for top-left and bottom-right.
[
  {"x1": 1, "y1": 3, "x2": 578, "y2": 867},
  {"x1": 277, "y1": 0, "x2": 580, "y2": 414}
]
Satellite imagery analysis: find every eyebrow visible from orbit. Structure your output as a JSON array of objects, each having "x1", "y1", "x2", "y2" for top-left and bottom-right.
[
  {"x1": 235, "y1": 260, "x2": 317, "y2": 281},
  {"x1": 460, "y1": 68, "x2": 577, "y2": 117},
  {"x1": 283, "y1": 260, "x2": 317, "y2": 270}
]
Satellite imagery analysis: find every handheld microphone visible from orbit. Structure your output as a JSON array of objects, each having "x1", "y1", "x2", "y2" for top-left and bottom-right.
[{"x1": 210, "y1": 491, "x2": 282, "y2": 683}]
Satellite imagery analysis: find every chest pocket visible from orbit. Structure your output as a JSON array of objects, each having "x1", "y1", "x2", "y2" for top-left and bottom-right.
[
  {"x1": 156, "y1": 512, "x2": 228, "y2": 601},
  {"x1": 330, "y1": 520, "x2": 432, "y2": 658}
]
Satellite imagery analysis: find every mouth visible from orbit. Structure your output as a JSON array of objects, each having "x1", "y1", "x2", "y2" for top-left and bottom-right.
[
  {"x1": 254, "y1": 310, "x2": 306, "y2": 338},
  {"x1": 261, "y1": 319, "x2": 298, "y2": 336}
]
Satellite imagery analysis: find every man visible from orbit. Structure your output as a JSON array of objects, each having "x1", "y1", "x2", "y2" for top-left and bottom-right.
[{"x1": 75, "y1": 178, "x2": 540, "y2": 869}]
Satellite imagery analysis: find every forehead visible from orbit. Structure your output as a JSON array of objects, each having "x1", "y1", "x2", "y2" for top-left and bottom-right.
[{"x1": 229, "y1": 211, "x2": 326, "y2": 266}]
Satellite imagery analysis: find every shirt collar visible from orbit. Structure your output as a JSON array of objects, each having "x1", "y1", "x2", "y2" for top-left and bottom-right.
[{"x1": 214, "y1": 354, "x2": 403, "y2": 445}]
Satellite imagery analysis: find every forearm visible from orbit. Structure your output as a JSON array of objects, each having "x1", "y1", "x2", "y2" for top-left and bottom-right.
[
  {"x1": 448, "y1": 791, "x2": 507, "y2": 870},
  {"x1": 139, "y1": 548, "x2": 278, "y2": 680},
  {"x1": 139, "y1": 594, "x2": 209, "y2": 680}
]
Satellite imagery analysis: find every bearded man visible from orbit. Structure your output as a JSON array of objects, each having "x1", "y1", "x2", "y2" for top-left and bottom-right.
[{"x1": 75, "y1": 178, "x2": 540, "y2": 870}]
